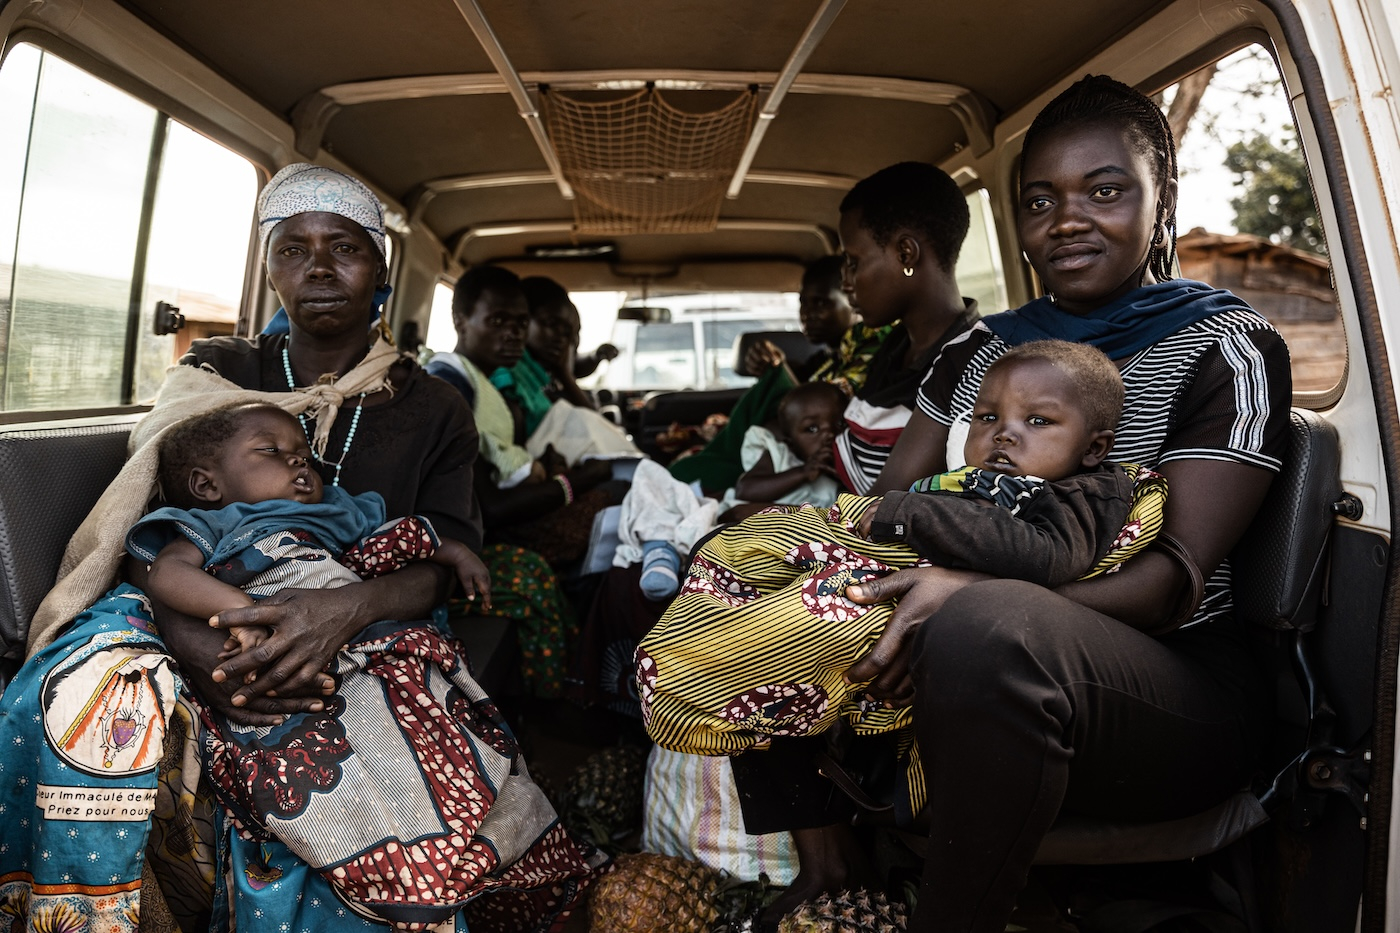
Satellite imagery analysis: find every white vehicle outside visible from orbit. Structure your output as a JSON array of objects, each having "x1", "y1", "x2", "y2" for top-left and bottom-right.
[{"x1": 590, "y1": 293, "x2": 801, "y2": 391}]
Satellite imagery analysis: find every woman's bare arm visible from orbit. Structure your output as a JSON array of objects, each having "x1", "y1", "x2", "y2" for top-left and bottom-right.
[
  {"x1": 840, "y1": 458, "x2": 1274, "y2": 705},
  {"x1": 128, "y1": 555, "x2": 324, "y2": 726},
  {"x1": 734, "y1": 450, "x2": 829, "y2": 503},
  {"x1": 476, "y1": 456, "x2": 613, "y2": 526},
  {"x1": 1054, "y1": 458, "x2": 1273, "y2": 632}
]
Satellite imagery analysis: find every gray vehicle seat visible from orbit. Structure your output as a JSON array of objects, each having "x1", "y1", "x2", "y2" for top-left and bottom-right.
[
  {"x1": 1034, "y1": 407, "x2": 1347, "y2": 866},
  {"x1": 732, "y1": 330, "x2": 824, "y2": 378},
  {"x1": 0, "y1": 420, "x2": 135, "y2": 692},
  {"x1": 856, "y1": 409, "x2": 1358, "y2": 930},
  {"x1": 634, "y1": 387, "x2": 747, "y2": 461}
]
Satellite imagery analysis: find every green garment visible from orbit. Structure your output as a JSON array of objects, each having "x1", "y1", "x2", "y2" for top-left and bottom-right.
[
  {"x1": 668, "y1": 365, "x2": 797, "y2": 494},
  {"x1": 439, "y1": 351, "x2": 534, "y2": 485},
  {"x1": 494, "y1": 349, "x2": 555, "y2": 437}
]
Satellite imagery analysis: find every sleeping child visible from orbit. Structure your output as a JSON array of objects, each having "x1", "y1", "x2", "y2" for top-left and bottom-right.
[
  {"x1": 126, "y1": 402, "x2": 583, "y2": 927},
  {"x1": 637, "y1": 340, "x2": 1167, "y2": 820}
]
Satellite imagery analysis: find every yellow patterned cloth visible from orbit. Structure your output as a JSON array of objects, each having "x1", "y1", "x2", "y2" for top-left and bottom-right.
[{"x1": 639, "y1": 466, "x2": 1166, "y2": 818}]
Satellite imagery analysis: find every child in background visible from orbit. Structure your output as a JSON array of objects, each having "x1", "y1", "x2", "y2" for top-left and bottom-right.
[
  {"x1": 640, "y1": 340, "x2": 1166, "y2": 822},
  {"x1": 638, "y1": 381, "x2": 847, "y2": 600},
  {"x1": 732, "y1": 380, "x2": 846, "y2": 509},
  {"x1": 128, "y1": 403, "x2": 582, "y2": 927}
]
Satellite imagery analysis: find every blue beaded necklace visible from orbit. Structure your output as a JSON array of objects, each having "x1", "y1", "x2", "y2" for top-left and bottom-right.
[{"x1": 282, "y1": 345, "x2": 367, "y2": 487}]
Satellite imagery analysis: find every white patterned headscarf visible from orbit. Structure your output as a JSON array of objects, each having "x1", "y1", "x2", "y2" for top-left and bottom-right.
[{"x1": 257, "y1": 162, "x2": 386, "y2": 260}]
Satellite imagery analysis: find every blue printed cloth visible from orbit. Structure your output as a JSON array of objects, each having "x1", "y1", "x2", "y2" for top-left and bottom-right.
[
  {"x1": 127, "y1": 486, "x2": 386, "y2": 566},
  {"x1": 0, "y1": 586, "x2": 177, "y2": 933},
  {"x1": 0, "y1": 579, "x2": 607, "y2": 931}
]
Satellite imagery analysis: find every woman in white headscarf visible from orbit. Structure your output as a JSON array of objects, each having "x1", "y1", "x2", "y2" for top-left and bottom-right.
[{"x1": 0, "y1": 164, "x2": 604, "y2": 933}]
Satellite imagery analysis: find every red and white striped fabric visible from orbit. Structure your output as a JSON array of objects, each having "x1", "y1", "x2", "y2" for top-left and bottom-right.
[{"x1": 833, "y1": 397, "x2": 914, "y2": 494}]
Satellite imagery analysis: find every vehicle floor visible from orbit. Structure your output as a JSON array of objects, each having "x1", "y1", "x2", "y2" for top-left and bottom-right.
[{"x1": 511, "y1": 699, "x2": 1250, "y2": 933}]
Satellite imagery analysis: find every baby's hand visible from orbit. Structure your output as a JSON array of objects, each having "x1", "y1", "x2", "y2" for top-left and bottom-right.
[
  {"x1": 803, "y1": 446, "x2": 838, "y2": 482},
  {"x1": 216, "y1": 624, "x2": 272, "y2": 685},
  {"x1": 217, "y1": 623, "x2": 270, "y2": 658},
  {"x1": 437, "y1": 539, "x2": 493, "y2": 611},
  {"x1": 855, "y1": 500, "x2": 882, "y2": 539}
]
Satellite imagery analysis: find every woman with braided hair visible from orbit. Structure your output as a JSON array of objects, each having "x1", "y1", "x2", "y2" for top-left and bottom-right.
[{"x1": 729, "y1": 75, "x2": 1290, "y2": 931}]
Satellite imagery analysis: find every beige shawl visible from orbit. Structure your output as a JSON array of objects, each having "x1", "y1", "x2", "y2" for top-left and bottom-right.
[{"x1": 26, "y1": 337, "x2": 403, "y2": 653}]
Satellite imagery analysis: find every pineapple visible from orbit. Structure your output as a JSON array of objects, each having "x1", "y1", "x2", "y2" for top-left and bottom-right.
[
  {"x1": 560, "y1": 745, "x2": 648, "y2": 846},
  {"x1": 589, "y1": 852, "x2": 721, "y2": 933},
  {"x1": 778, "y1": 889, "x2": 909, "y2": 933}
]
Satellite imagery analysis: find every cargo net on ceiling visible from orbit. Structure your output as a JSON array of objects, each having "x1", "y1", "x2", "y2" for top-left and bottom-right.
[{"x1": 543, "y1": 85, "x2": 759, "y2": 234}]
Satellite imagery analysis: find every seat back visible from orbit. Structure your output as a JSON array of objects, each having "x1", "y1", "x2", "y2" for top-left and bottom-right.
[
  {"x1": 634, "y1": 387, "x2": 747, "y2": 460},
  {"x1": 0, "y1": 420, "x2": 135, "y2": 689},
  {"x1": 1229, "y1": 408, "x2": 1342, "y2": 633},
  {"x1": 732, "y1": 330, "x2": 824, "y2": 378}
]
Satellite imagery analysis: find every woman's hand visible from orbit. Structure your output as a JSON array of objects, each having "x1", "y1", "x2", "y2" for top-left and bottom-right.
[
  {"x1": 207, "y1": 562, "x2": 448, "y2": 707},
  {"x1": 166, "y1": 612, "x2": 328, "y2": 725},
  {"x1": 209, "y1": 586, "x2": 366, "y2": 705},
  {"x1": 570, "y1": 457, "x2": 615, "y2": 490},
  {"x1": 843, "y1": 566, "x2": 989, "y2": 707},
  {"x1": 540, "y1": 444, "x2": 570, "y2": 478},
  {"x1": 128, "y1": 554, "x2": 323, "y2": 726},
  {"x1": 855, "y1": 501, "x2": 882, "y2": 539}
]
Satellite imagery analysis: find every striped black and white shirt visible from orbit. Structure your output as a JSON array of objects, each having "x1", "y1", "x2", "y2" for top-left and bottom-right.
[
  {"x1": 833, "y1": 301, "x2": 980, "y2": 494},
  {"x1": 917, "y1": 305, "x2": 1292, "y2": 628}
]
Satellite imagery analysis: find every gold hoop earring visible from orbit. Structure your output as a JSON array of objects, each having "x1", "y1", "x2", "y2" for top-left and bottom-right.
[{"x1": 902, "y1": 266, "x2": 914, "y2": 277}]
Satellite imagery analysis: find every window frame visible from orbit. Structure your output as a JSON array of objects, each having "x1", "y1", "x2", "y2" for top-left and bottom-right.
[
  {"x1": 1139, "y1": 30, "x2": 1352, "y2": 410},
  {"x1": 0, "y1": 33, "x2": 264, "y2": 422}
]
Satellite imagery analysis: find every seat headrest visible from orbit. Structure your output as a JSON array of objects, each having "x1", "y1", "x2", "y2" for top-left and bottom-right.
[
  {"x1": 1230, "y1": 408, "x2": 1342, "y2": 632},
  {"x1": 733, "y1": 331, "x2": 824, "y2": 378}
]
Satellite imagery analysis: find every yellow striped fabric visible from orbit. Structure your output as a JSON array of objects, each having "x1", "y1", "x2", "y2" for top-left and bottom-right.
[
  {"x1": 639, "y1": 467, "x2": 1165, "y2": 818},
  {"x1": 1081, "y1": 464, "x2": 1167, "y2": 578}
]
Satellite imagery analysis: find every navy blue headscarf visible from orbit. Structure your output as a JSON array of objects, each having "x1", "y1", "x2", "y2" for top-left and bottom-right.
[{"x1": 981, "y1": 279, "x2": 1252, "y2": 358}]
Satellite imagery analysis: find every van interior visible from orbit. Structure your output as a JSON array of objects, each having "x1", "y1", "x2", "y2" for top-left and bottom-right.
[{"x1": 0, "y1": 0, "x2": 1396, "y2": 929}]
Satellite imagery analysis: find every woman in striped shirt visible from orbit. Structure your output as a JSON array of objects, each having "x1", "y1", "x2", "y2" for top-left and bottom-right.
[{"x1": 734, "y1": 75, "x2": 1291, "y2": 931}]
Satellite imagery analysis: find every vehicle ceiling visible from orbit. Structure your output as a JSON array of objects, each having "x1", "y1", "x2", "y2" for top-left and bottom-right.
[{"x1": 115, "y1": 0, "x2": 1169, "y2": 290}]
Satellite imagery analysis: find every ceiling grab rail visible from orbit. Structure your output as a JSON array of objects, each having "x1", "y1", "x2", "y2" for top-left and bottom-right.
[
  {"x1": 448, "y1": 0, "x2": 574, "y2": 200},
  {"x1": 725, "y1": 0, "x2": 847, "y2": 200}
]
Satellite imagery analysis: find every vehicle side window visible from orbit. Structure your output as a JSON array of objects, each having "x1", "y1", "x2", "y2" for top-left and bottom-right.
[
  {"x1": 425, "y1": 280, "x2": 457, "y2": 359},
  {"x1": 1165, "y1": 45, "x2": 1343, "y2": 403},
  {"x1": 0, "y1": 44, "x2": 256, "y2": 415},
  {"x1": 955, "y1": 188, "x2": 1010, "y2": 315}
]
